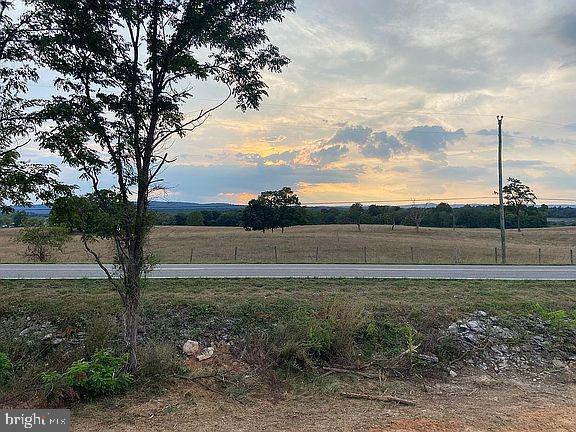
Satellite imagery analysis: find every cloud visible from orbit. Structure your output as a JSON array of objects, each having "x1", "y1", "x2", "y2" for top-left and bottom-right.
[
  {"x1": 359, "y1": 131, "x2": 404, "y2": 160},
  {"x1": 328, "y1": 125, "x2": 372, "y2": 145},
  {"x1": 236, "y1": 150, "x2": 299, "y2": 165},
  {"x1": 401, "y1": 126, "x2": 465, "y2": 154},
  {"x1": 163, "y1": 163, "x2": 365, "y2": 201},
  {"x1": 555, "y1": 13, "x2": 576, "y2": 46},
  {"x1": 504, "y1": 160, "x2": 547, "y2": 168},
  {"x1": 309, "y1": 144, "x2": 349, "y2": 165},
  {"x1": 476, "y1": 129, "x2": 498, "y2": 136}
]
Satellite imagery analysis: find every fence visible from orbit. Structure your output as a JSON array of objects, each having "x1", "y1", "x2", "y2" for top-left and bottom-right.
[{"x1": 154, "y1": 244, "x2": 576, "y2": 265}]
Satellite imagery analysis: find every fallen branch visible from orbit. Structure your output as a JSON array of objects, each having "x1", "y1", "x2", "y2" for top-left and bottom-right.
[
  {"x1": 322, "y1": 366, "x2": 381, "y2": 379},
  {"x1": 341, "y1": 392, "x2": 415, "y2": 406}
]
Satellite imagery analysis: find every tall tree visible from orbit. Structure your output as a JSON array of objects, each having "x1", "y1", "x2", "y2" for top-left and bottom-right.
[
  {"x1": 242, "y1": 194, "x2": 275, "y2": 233},
  {"x1": 349, "y1": 202, "x2": 364, "y2": 232},
  {"x1": 31, "y1": 0, "x2": 295, "y2": 371},
  {"x1": 270, "y1": 187, "x2": 301, "y2": 233},
  {"x1": 502, "y1": 177, "x2": 537, "y2": 232},
  {"x1": 0, "y1": 0, "x2": 68, "y2": 213}
]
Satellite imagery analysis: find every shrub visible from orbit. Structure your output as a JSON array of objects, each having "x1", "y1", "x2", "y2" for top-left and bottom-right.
[
  {"x1": 41, "y1": 349, "x2": 133, "y2": 403},
  {"x1": 134, "y1": 342, "x2": 181, "y2": 387},
  {"x1": 268, "y1": 299, "x2": 409, "y2": 370},
  {"x1": 0, "y1": 352, "x2": 13, "y2": 385},
  {"x1": 15, "y1": 226, "x2": 71, "y2": 262}
]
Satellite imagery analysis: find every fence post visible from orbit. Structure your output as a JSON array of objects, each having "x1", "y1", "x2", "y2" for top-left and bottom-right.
[
  {"x1": 571, "y1": 249, "x2": 574, "y2": 265},
  {"x1": 274, "y1": 245, "x2": 278, "y2": 264},
  {"x1": 454, "y1": 247, "x2": 460, "y2": 264},
  {"x1": 495, "y1": 247, "x2": 498, "y2": 264},
  {"x1": 234, "y1": 246, "x2": 238, "y2": 262},
  {"x1": 410, "y1": 246, "x2": 414, "y2": 263},
  {"x1": 538, "y1": 248, "x2": 542, "y2": 265},
  {"x1": 363, "y1": 246, "x2": 367, "y2": 264},
  {"x1": 315, "y1": 246, "x2": 319, "y2": 262},
  {"x1": 189, "y1": 247, "x2": 194, "y2": 264}
]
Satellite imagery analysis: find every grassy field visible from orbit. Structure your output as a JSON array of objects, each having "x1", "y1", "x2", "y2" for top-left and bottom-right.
[
  {"x1": 2, "y1": 278, "x2": 575, "y2": 324},
  {"x1": 1, "y1": 224, "x2": 576, "y2": 265}
]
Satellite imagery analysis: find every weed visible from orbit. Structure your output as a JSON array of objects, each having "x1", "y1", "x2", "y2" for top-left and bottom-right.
[
  {"x1": 0, "y1": 352, "x2": 13, "y2": 385},
  {"x1": 41, "y1": 349, "x2": 133, "y2": 404},
  {"x1": 84, "y1": 315, "x2": 120, "y2": 357}
]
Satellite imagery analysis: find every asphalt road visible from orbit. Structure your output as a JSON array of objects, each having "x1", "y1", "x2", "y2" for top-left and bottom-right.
[{"x1": 1, "y1": 264, "x2": 575, "y2": 280}]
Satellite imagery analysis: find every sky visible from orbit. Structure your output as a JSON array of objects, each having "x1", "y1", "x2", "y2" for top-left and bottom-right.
[{"x1": 22, "y1": 0, "x2": 576, "y2": 205}]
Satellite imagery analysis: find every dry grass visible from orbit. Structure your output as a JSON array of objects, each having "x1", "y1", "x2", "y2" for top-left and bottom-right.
[{"x1": 1, "y1": 224, "x2": 576, "y2": 264}]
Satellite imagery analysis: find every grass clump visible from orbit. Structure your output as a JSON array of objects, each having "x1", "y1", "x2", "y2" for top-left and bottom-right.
[
  {"x1": 267, "y1": 298, "x2": 411, "y2": 371},
  {"x1": 134, "y1": 341, "x2": 182, "y2": 389},
  {"x1": 528, "y1": 303, "x2": 576, "y2": 330}
]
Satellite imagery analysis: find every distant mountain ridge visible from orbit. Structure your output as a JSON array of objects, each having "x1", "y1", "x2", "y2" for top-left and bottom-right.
[
  {"x1": 13, "y1": 201, "x2": 245, "y2": 215},
  {"x1": 12, "y1": 201, "x2": 576, "y2": 216}
]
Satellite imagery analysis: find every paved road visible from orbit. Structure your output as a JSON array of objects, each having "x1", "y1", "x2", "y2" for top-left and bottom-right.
[{"x1": 1, "y1": 264, "x2": 575, "y2": 280}]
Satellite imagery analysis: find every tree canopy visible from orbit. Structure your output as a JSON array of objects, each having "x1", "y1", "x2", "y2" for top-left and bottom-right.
[
  {"x1": 0, "y1": 0, "x2": 70, "y2": 213},
  {"x1": 242, "y1": 187, "x2": 304, "y2": 232}
]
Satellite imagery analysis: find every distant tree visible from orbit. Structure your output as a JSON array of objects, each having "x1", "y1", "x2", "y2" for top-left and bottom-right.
[
  {"x1": 242, "y1": 195, "x2": 275, "y2": 232},
  {"x1": 349, "y1": 203, "x2": 364, "y2": 232},
  {"x1": 242, "y1": 187, "x2": 303, "y2": 233},
  {"x1": 405, "y1": 202, "x2": 428, "y2": 232},
  {"x1": 16, "y1": 226, "x2": 71, "y2": 262},
  {"x1": 12, "y1": 210, "x2": 27, "y2": 227},
  {"x1": 271, "y1": 187, "x2": 302, "y2": 233},
  {"x1": 501, "y1": 177, "x2": 537, "y2": 232},
  {"x1": 186, "y1": 212, "x2": 204, "y2": 226}
]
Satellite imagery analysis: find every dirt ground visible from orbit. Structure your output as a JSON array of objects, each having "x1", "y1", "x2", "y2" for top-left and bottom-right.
[
  {"x1": 73, "y1": 371, "x2": 576, "y2": 432},
  {"x1": 2, "y1": 224, "x2": 576, "y2": 265}
]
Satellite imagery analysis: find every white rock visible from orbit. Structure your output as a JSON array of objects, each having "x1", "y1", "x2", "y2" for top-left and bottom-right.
[
  {"x1": 449, "y1": 369, "x2": 458, "y2": 378},
  {"x1": 182, "y1": 340, "x2": 200, "y2": 356},
  {"x1": 196, "y1": 346, "x2": 215, "y2": 361}
]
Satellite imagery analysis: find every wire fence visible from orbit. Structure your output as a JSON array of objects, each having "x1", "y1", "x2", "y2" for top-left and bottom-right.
[{"x1": 150, "y1": 243, "x2": 576, "y2": 265}]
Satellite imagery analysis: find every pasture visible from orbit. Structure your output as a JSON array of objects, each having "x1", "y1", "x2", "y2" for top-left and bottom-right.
[{"x1": 1, "y1": 224, "x2": 575, "y2": 265}]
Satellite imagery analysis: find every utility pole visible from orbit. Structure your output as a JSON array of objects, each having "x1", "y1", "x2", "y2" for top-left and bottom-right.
[{"x1": 497, "y1": 115, "x2": 507, "y2": 264}]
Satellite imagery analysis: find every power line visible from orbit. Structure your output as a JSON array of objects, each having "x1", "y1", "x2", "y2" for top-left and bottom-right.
[
  {"x1": 28, "y1": 84, "x2": 573, "y2": 128},
  {"x1": 187, "y1": 98, "x2": 573, "y2": 129},
  {"x1": 300, "y1": 196, "x2": 575, "y2": 206}
]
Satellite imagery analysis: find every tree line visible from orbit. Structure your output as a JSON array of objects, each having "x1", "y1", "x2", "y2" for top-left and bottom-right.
[{"x1": 151, "y1": 202, "x2": 548, "y2": 230}]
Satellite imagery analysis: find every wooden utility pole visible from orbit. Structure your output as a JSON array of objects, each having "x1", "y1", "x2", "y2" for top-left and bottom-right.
[{"x1": 497, "y1": 116, "x2": 507, "y2": 264}]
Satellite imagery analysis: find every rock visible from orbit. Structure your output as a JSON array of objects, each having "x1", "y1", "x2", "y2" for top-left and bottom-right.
[
  {"x1": 19, "y1": 328, "x2": 30, "y2": 337},
  {"x1": 467, "y1": 321, "x2": 482, "y2": 332},
  {"x1": 183, "y1": 340, "x2": 200, "y2": 356},
  {"x1": 42, "y1": 333, "x2": 53, "y2": 341},
  {"x1": 196, "y1": 346, "x2": 215, "y2": 361},
  {"x1": 449, "y1": 369, "x2": 458, "y2": 378},
  {"x1": 552, "y1": 359, "x2": 566, "y2": 369},
  {"x1": 417, "y1": 354, "x2": 439, "y2": 363},
  {"x1": 51, "y1": 338, "x2": 64, "y2": 345}
]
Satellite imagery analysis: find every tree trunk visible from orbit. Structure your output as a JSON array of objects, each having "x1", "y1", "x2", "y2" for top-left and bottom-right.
[
  {"x1": 281, "y1": 226, "x2": 284, "y2": 233},
  {"x1": 121, "y1": 260, "x2": 142, "y2": 373},
  {"x1": 517, "y1": 210, "x2": 521, "y2": 232},
  {"x1": 122, "y1": 290, "x2": 139, "y2": 372},
  {"x1": 357, "y1": 223, "x2": 361, "y2": 232}
]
